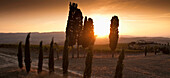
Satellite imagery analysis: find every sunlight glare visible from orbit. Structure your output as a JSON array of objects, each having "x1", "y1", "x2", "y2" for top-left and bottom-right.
[{"x1": 90, "y1": 15, "x2": 110, "y2": 38}]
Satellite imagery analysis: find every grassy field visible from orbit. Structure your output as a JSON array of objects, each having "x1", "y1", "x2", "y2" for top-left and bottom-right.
[{"x1": 0, "y1": 43, "x2": 143, "y2": 54}]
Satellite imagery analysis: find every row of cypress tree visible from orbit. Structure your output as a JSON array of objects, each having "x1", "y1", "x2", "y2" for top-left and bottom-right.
[{"x1": 17, "y1": 33, "x2": 55, "y2": 74}]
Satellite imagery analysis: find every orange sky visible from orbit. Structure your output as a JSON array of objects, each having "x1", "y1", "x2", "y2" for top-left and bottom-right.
[{"x1": 0, "y1": 0, "x2": 170, "y2": 37}]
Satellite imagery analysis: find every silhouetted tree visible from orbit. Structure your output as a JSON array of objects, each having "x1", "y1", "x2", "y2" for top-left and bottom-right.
[
  {"x1": 66, "y1": 2, "x2": 78, "y2": 58},
  {"x1": 154, "y1": 46, "x2": 157, "y2": 55},
  {"x1": 114, "y1": 49, "x2": 125, "y2": 78},
  {"x1": 62, "y1": 2, "x2": 79, "y2": 74},
  {"x1": 24, "y1": 33, "x2": 31, "y2": 73},
  {"x1": 82, "y1": 17, "x2": 89, "y2": 49},
  {"x1": 49, "y1": 38, "x2": 54, "y2": 73},
  {"x1": 17, "y1": 41, "x2": 23, "y2": 69},
  {"x1": 145, "y1": 47, "x2": 147, "y2": 56},
  {"x1": 62, "y1": 37, "x2": 69, "y2": 75},
  {"x1": 74, "y1": 9, "x2": 83, "y2": 58},
  {"x1": 109, "y1": 16, "x2": 119, "y2": 58},
  {"x1": 38, "y1": 41, "x2": 43, "y2": 74},
  {"x1": 83, "y1": 18, "x2": 95, "y2": 78},
  {"x1": 54, "y1": 43, "x2": 59, "y2": 60},
  {"x1": 81, "y1": 16, "x2": 88, "y2": 57}
]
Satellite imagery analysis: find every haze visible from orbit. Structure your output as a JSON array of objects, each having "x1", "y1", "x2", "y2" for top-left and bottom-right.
[{"x1": 0, "y1": 0, "x2": 170, "y2": 37}]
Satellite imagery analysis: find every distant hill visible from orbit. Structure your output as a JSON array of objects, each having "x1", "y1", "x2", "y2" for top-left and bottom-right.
[
  {"x1": 0, "y1": 32, "x2": 170, "y2": 45},
  {"x1": 0, "y1": 32, "x2": 65, "y2": 45}
]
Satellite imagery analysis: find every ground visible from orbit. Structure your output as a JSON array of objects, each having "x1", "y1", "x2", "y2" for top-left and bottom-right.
[{"x1": 0, "y1": 47, "x2": 170, "y2": 78}]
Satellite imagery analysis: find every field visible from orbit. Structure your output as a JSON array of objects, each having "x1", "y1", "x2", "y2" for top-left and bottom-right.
[{"x1": 0, "y1": 44, "x2": 170, "y2": 78}]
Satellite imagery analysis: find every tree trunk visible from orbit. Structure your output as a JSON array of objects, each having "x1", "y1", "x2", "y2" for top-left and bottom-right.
[
  {"x1": 112, "y1": 50, "x2": 115, "y2": 58},
  {"x1": 83, "y1": 48, "x2": 86, "y2": 58},
  {"x1": 114, "y1": 49, "x2": 125, "y2": 78},
  {"x1": 72, "y1": 46, "x2": 74, "y2": 58},
  {"x1": 83, "y1": 46, "x2": 93, "y2": 78},
  {"x1": 77, "y1": 45, "x2": 79, "y2": 58}
]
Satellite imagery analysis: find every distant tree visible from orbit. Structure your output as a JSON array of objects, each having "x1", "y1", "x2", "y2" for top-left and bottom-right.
[
  {"x1": 145, "y1": 47, "x2": 147, "y2": 56},
  {"x1": 114, "y1": 49, "x2": 125, "y2": 78},
  {"x1": 38, "y1": 41, "x2": 43, "y2": 74},
  {"x1": 17, "y1": 41, "x2": 23, "y2": 69},
  {"x1": 49, "y1": 38, "x2": 54, "y2": 73},
  {"x1": 24, "y1": 33, "x2": 31, "y2": 73},
  {"x1": 154, "y1": 46, "x2": 157, "y2": 55},
  {"x1": 54, "y1": 43, "x2": 59, "y2": 60},
  {"x1": 109, "y1": 16, "x2": 119, "y2": 58},
  {"x1": 83, "y1": 18, "x2": 95, "y2": 78}
]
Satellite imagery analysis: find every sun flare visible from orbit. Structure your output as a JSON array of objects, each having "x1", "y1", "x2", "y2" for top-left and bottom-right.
[{"x1": 91, "y1": 15, "x2": 110, "y2": 38}]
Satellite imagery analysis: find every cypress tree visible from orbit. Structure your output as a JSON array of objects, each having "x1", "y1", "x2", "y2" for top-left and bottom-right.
[
  {"x1": 82, "y1": 16, "x2": 88, "y2": 57},
  {"x1": 38, "y1": 41, "x2": 43, "y2": 74},
  {"x1": 54, "y1": 43, "x2": 59, "y2": 60},
  {"x1": 67, "y1": 2, "x2": 78, "y2": 58},
  {"x1": 145, "y1": 47, "x2": 147, "y2": 56},
  {"x1": 154, "y1": 47, "x2": 157, "y2": 55},
  {"x1": 74, "y1": 9, "x2": 83, "y2": 58},
  {"x1": 17, "y1": 41, "x2": 23, "y2": 69},
  {"x1": 114, "y1": 49, "x2": 125, "y2": 78},
  {"x1": 62, "y1": 2, "x2": 79, "y2": 74},
  {"x1": 109, "y1": 16, "x2": 119, "y2": 58},
  {"x1": 24, "y1": 33, "x2": 31, "y2": 73},
  {"x1": 82, "y1": 16, "x2": 89, "y2": 49},
  {"x1": 83, "y1": 18, "x2": 95, "y2": 78},
  {"x1": 49, "y1": 38, "x2": 54, "y2": 73},
  {"x1": 62, "y1": 37, "x2": 69, "y2": 75}
]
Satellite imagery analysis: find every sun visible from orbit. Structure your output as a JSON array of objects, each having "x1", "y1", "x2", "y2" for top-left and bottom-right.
[{"x1": 91, "y1": 15, "x2": 110, "y2": 38}]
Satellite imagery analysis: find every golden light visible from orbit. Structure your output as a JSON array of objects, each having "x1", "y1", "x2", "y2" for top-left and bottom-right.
[{"x1": 90, "y1": 15, "x2": 110, "y2": 38}]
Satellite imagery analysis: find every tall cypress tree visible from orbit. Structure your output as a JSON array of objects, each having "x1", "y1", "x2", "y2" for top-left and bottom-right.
[
  {"x1": 24, "y1": 33, "x2": 31, "y2": 73},
  {"x1": 67, "y1": 2, "x2": 78, "y2": 58},
  {"x1": 49, "y1": 38, "x2": 54, "y2": 73},
  {"x1": 38, "y1": 41, "x2": 43, "y2": 74},
  {"x1": 17, "y1": 41, "x2": 23, "y2": 69},
  {"x1": 63, "y1": 2, "x2": 80, "y2": 74},
  {"x1": 109, "y1": 16, "x2": 119, "y2": 58},
  {"x1": 83, "y1": 18, "x2": 95, "y2": 78}
]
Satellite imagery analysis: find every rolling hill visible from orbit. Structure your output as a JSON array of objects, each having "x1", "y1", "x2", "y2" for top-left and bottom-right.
[{"x1": 0, "y1": 32, "x2": 170, "y2": 45}]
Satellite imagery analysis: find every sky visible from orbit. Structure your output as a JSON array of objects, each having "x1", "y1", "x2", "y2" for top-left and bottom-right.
[{"x1": 0, "y1": 0, "x2": 170, "y2": 37}]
